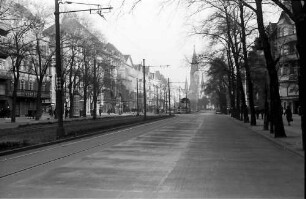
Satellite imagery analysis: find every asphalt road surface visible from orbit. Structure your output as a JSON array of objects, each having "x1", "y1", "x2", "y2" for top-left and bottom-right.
[{"x1": 0, "y1": 112, "x2": 303, "y2": 198}]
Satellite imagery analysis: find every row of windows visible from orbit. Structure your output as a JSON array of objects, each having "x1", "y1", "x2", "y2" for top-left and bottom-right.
[
  {"x1": 280, "y1": 62, "x2": 299, "y2": 76},
  {"x1": 281, "y1": 41, "x2": 297, "y2": 55},
  {"x1": 17, "y1": 80, "x2": 46, "y2": 91},
  {"x1": 278, "y1": 25, "x2": 296, "y2": 38},
  {"x1": 0, "y1": 59, "x2": 5, "y2": 70}
]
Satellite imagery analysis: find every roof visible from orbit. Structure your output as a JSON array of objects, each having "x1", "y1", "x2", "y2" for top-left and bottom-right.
[
  {"x1": 123, "y1": 55, "x2": 135, "y2": 67},
  {"x1": 44, "y1": 17, "x2": 99, "y2": 39},
  {"x1": 105, "y1": 43, "x2": 122, "y2": 56},
  {"x1": 277, "y1": 11, "x2": 294, "y2": 25}
]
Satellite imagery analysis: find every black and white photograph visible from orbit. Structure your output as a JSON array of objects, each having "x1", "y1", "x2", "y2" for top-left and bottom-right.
[{"x1": 0, "y1": 0, "x2": 305, "y2": 198}]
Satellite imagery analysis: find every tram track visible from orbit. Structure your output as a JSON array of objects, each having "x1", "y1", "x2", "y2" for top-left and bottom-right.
[
  {"x1": 0, "y1": 117, "x2": 176, "y2": 180},
  {"x1": 0, "y1": 115, "x2": 173, "y2": 155}
]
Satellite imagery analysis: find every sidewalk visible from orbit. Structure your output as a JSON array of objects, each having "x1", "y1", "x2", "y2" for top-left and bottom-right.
[{"x1": 232, "y1": 114, "x2": 304, "y2": 157}]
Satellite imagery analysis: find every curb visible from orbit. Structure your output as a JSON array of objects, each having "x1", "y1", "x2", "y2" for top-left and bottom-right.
[{"x1": 0, "y1": 115, "x2": 175, "y2": 157}]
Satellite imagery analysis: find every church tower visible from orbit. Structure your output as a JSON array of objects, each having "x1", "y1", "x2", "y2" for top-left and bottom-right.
[{"x1": 189, "y1": 47, "x2": 200, "y2": 111}]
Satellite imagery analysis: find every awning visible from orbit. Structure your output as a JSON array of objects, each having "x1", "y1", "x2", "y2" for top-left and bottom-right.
[{"x1": 0, "y1": 22, "x2": 10, "y2": 36}]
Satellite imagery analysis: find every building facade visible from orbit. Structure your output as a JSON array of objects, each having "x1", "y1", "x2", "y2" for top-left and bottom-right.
[
  {"x1": 269, "y1": 12, "x2": 299, "y2": 114},
  {"x1": 0, "y1": 2, "x2": 52, "y2": 118}
]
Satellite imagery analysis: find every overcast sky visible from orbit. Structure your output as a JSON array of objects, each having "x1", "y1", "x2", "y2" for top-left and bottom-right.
[
  {"x1": 33, "y1": 0, "x2": 280, "y2": 85},
  {"x1": 96, "y1": 0, "x2": 205, "y2": 84}
]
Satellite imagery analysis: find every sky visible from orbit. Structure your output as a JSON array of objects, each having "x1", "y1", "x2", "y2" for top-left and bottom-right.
[
  {"x1": 29, "y1": 0, "x2": 281, "y2": 86},
  {"x1": 44, "y1": 0, "x2": 208, "y2": 85},
  {"x1": 94, "y1": 0, "x2": 206, "y2": 84}
]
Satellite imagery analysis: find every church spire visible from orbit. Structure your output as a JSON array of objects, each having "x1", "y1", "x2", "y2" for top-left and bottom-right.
[{"x1": 191, "y1": 45, "x2": 198, "y2": 65}]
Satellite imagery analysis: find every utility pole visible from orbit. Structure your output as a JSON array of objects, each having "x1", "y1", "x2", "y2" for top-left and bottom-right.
[
  {"x1": 143, "y1": 59, "x2": 147, "y2": 120},
  {"x1": 168, "y1": 78, "x2": 171, "y2": 116},
  {"x1": 186, "y1": 90, "x2": 188, "y2": 113},
  {"x1": 165, "y1": 87, "x2": 167, "y2": 114},
  {"x1": 136, "y1": 78, "x2": 139, "y2": 116},
  {"x1": 54, "y1": 0, "x2": 112, "y2": 137},
  {"x1": 55, "y1": 0, "x2": 65, "y2": 138}
]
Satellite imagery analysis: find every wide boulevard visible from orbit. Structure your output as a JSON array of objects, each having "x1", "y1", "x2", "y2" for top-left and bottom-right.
[{"x1": 0, "y1": 112, "x2": 303, "y2": 198}]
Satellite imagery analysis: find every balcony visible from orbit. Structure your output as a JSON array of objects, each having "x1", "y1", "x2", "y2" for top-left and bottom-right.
[{"x1": 7, "y1": 89, "x2": 51, "y2": 99}]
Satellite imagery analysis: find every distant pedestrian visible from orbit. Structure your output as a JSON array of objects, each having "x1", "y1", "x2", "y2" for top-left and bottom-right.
[
  {"x1": 284, "y1": 106, "x2": 293, "y2": 126},
  {"x1": 49, "y1": 108, "x2": 53, "y2": 117},
  {"x1": 65, "y1": 108, "x2": 69, "y2": 118},
  {"x1": 281, "y1": 106, "x2": 284, "y2": 115}
]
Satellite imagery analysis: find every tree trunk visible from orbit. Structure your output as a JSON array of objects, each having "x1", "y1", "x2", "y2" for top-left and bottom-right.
[
  {"x1": 239, "y1": 78, "x2": 249, "y2": 123},
  {"x1": 83, "y1": 86, "x2": 87, "y2": 117},
  {"x1": 69, "y1": 93, "x2": 74, "y2": 118},
  {"x1": 93, "y1": 58, "x2": 97, "y2": 120},
  {"x1": 227, "y1": 48, "x2": 236, "y2": 117},
  {"x1": 11, "y1": 57, "x2": 21, "y2": 123},
  {"x1": 35, "y1": 79, "x2": 43, "y2": 120},
  {"x1": 264, "y1": 72, "x2": 269, "y2": 130},
  {"x1": 255, "y1": 0, "x2": 286, "y2": 137},
  {"x1": 291, "y1": 0, "x2": 306, "y2": 149},
  {"x1": 225, "y1": 8, "x2": 241, "y2": 120},
  {"x1": 239, "y1": 0, "x2": 256, "y2": 125},
  {"x1": 11, "y1": 80, "x2": 18, "y2": 123}
]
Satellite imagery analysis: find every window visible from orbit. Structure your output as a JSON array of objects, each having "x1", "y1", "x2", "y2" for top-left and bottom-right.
[
  {"x1": 289, "y1": 65, "x2": 295, "y2": 75},
  {"x1": 283, "y1": 27, "x2": 289, "y2": 36},
  {"x1": 29, "y1": 81, "x2": 33, "y2": 90},
  {"x1": 0, "y1": 60, "x2": 4, "y2": 70},
  {"x1": 0, "y1": 84, "x2": 5, "y2": 95},
  {"x1": 282, "y1": 44, "x2": 290, "y2": 55},
  {"x1": 282, "y1": 42, "x2": 296, "y2": 55},
  {"x1": 288, "y1": 25, "x2": 295, "y2": 35},
  {"x1": 20, "y1": 80, "x2": 25, "y2": 90},
  {"x1": 292, "y1": 25, "x2": 296, "y2": 34},
  {"x1": 278, "y1": 27, "x2": 284, "y2": 37},
  {"x1": 42, "y1": 83, "x2": 46, "y2": 92},
  {"x1": 281, "y1": 64, "x2": 289, "y2": 76}
]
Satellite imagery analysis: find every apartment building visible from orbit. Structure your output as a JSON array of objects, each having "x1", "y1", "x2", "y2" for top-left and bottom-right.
[
  {"x1": 0, "y1": 2, "x2": 52, "y2": 118},
  {"x1": 269, "y1": 12, "x2": 300, "y2": 114}
]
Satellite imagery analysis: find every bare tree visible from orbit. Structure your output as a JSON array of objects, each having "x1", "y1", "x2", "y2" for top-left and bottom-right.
[
  {"x1": 30, "y1": 31, "x2": 55, "y2": 120},
  {"x1": 1, "y1": 2, "x2": 37, "y2": 122},
  {"x1": 241, "y1": 0, "x2": 286, "y2": 137},
  {"x1": 27, "y1": 5, "x2": 55, "y2": 120}
]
